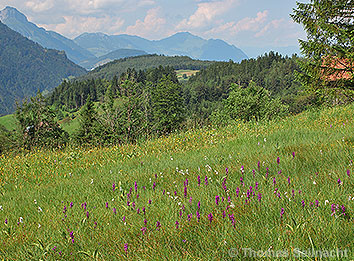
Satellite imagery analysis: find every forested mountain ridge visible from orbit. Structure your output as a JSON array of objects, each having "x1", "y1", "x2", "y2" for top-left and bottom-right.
[
  {"x1": 0, "y1": 6, "x2": 95, "y2": 64},
  {"x1": 78, "y1": 54, "x2": 214, "y2": 81},
  {"x1": 79, "y1": 48, "x2": 148, "y2": 70},
  {"x1": 0, "y1": 21, "x2": 87, "y2": 115}
]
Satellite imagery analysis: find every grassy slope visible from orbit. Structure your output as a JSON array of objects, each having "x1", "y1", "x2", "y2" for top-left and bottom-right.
[
  {"x1": 0, "y1": 114, "x2": 16, "y2": 131},
  {"x1": 0, "y1": 105, "x2": 353, "y2": 259}
]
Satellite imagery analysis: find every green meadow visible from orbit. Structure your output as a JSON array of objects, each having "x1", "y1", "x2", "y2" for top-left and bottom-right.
[{"x1": 0, "y1": 104, "x2": 353, "y2": 259}]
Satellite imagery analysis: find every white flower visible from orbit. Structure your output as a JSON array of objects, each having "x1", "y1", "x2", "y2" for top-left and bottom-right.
[
  {"x1": 0, "y1": 206, "x2": 3, "y2": 211},
  {"x1": 19, "y1": 217, "x2": 23, "y2": 223},
  {"x1": 313, "y1": 181, "x2": 317, "y2": 185},
  {"x1": 325, "y1": 200, "x2": 329, "y2": 205},
  {"x1": 34, "y1": 199, "x2": 37, "y2": 204},
  {"x1": 90, "y1": 179, "x2": 94, "y2": 184},
  {"x1": 38, "y1": 224, "x2": 41, "y2": 228},
  {"x1": 38, "y1": 207, "x2": 42, "y2": 212},
  {"x1": 112, "y1": 198, "x2": 115, "y2": 201},
  {"x1": 170, "y1": 157, "x2": 173, "y2": 161},
  {"x1": 264, "y1": 138, "x2": 267, "y2": 142}
]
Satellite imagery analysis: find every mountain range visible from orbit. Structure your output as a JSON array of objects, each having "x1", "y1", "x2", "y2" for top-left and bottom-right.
[
  {"x1": 0, "y1": 6, "x2": 248, "y2": 69},
  {"x1": 0, "y1": 21, "x2": 86, "y2": 115},
  {"x1": 0, "y1": 6, "x2": 94, "y2": 64},
  {"x1": 74, "y1": 32, "x2": 248, "y2": 65}
]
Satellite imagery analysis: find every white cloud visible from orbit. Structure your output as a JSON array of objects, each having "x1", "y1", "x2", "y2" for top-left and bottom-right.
[
  {"x1": 39, "y1": 15, "x2": 125, "y2": 37},
  {"x1": 177, "y1": 0, "x2": 238, "y2": 30},
  {"x1": 125, "y1": 7, "x2": 165, "y2": 38},
  {"x1": 25, "y1": 0, "x2": 54, "y2": 12}
]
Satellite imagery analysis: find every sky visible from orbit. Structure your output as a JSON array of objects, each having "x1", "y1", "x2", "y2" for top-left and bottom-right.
[{"x1": 0, "y1": 0, "x2": 308, "y2": 57}]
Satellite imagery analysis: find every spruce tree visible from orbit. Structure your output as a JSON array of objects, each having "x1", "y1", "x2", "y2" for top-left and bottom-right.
[
  {"x1": 291, "y1": 0, "x2": 354, "y2": 103},
  {"x1": 151, "y1": 75, "x2": 184, "y2": 134}
]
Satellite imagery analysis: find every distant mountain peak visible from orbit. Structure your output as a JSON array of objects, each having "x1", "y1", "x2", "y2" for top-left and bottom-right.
[{"x1": 0, "y1": 6, "x2": 28, "y2": 23}]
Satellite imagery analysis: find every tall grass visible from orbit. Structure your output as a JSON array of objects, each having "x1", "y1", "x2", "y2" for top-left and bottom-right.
[{"x1": 0, "y1": 104, "x2": 353, "y2": 259}]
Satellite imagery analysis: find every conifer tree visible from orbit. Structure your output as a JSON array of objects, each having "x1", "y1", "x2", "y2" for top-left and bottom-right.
[{"x1": 291, "y1": 0, "x2": 354, "y2": 103}]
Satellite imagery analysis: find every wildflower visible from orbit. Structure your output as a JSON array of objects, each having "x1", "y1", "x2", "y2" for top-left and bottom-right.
[
  {"x1": 277, "y1": 157, "x2": 280, "y2": 165},
  {"x1": 301, "y1": 200, "x2": 305, "y2": 208},
  {"x1": 222, "y1": 178, "x2": 227, "y2": 191},
  {"x1": 135, "y1": 182, "x2": 138, "y2": 192},
  {"x1": 226, "y1": 167, "x2": 229, "y2": 174},
  {"x1": 287, "y1": 177, "x2": 290, "y2": 185},
  {"x1": 298, "y1": 189, "x2": 302, "y2": 195},
  {"x1": 132, "y1": 202, "x2": 136, "y2": 209},
  {"x1": 175, "y1": 221, "x2": 179, "y2": 229},
  {"x1": 189, "y1": 197, "x2": 192, "y2": 204},
  {"x1": 208, "y1": 213, "x2": 213, "y2": 224},
  {"x1": 222, "y1": 211, "x2": 226, "y2": 218},
  {"x1": 280, "y1": 208, "x2": 285, "y2": 218},
  {"x1": 148, "y1": 199, "x2": 152, "y2": 204},
  {"x1": 215, "y1": 195, "x2": 220, "y2": 205},
  {"x1": 19, "y1": 217, "x2": 23, "y2": 223},
  {"x1": 240, "y1": 176, "x2": 244, "y2": 186},
  {"x1": 273, "y1": 177, "x2": 276, "y2": 185},
  {"x1": 292, "y1": 189, "x2": 295, "y2": 198},
  {"x1": 347, "y1": 169, "x2": 350, "y2": 178},
  {"x1": 142, "y1": 207, "x2": 146, "y2": 214},
  {"x1": 156, "y1": 221, "x2": 161, "y2": 230},
  {"x1": 153, "y1": 182, "x2": 156, "y2": 190},
  {"x1": 236, "y1": 187, "x2": 240, "y2": 197},
  {"x1": 266, "y1": 167, "x2": 269, "y2": 179},
  {"x1": 113, "y1": 208, "x2": 117, "y2": 214},
  {"x1": 5, "y1": 219, "x2": 7, "y2": 224},
  {"x1": 331, "y1": 204, "x2": 336, "y2": 216},
  {"x1": 163, "y1": 190, "x2": 165, "y2": 195},
  {"x1": 341, "y1": 205, "x2": 346, "y2": 216},
  {"x1": 122, "y1": 216, "x2": 126, "y2": 222},
  {"x1": 70, "y1": 202, "x2": 73, "y2": 208},
  {"x1": 86, "y1": 211, "x2": 89, "y2": 218},
  {"x1": 255, "y1": 182, "x2": 259, "y2": 190},
  {"x1": 124, "y1": 243, "x2": 128, "y2": 253},
  {"x1": 94, "y1": 221, "x2": 97, "y2": 228},
  {"x1": 184, "y1": 186, "x2": 187, "y2": 198},
  {"x1": 144, "y1": 219, "x2": 147, "y2": 225},
  {"x1": 112, "y1": 183, "x2": 116, "y2": 191},
  {"x1": 292, "y1": 152, "x2": 295, "y2": 159},
  {"x1": 240, "y1": 165, "x2": 244, "y2": 174},
  {"x1": 197, "y1": 201, "x2": 201, "y2": 210},
  {"x1": 106, "y1": 202, "x2": 109, "y2": 208},
  {"x1": 258, "y1": 161, "x2": 261, "y2": 171},
  {"x1": 196, "y1": 211, "x2": 200, "y2": 222},
  {"x1": 258, "y1": 193, "x2": 262, "y2": 203},
  {"x1": 252, "y1": 169, "x2": 256, "y2": 177},
  {"x1": 197, "y1": 175, "x2": 201, "y2": 186},
  {"x1": 141, "y1": 227, "x2": 147, "y2": 235},
  {"x1": 205, "y1": 175, "x2": 208, "y2": 185},
  {"x1": 315, "y1": 200, "x2": 319, "y2": 207},
  {"x1": 278, "y1": 170, "x2": 282, "y2": 175},
  {"x1": 52, "y1": 246, "x2": 56, "y2": 251},
  {"x1": 184, "y1": 178, "x2": 189, "y2": 186},
  {"x1": 142, "y1": 186, "x2": 146, "y2": 190}
]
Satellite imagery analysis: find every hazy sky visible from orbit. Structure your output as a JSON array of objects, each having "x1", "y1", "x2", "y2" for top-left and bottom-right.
[{"x1": 0, "y1": 0, "x2": 308, "y2": 56}]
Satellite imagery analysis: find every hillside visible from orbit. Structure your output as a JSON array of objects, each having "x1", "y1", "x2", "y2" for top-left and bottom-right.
[
  {"x1": 79, "y1": 54, "x2": 214, "y2": 80},
  {"x1": 0, "y1": 104, "x2": 353, "y2": 258},
  {"x1": 0, "y1": 21, "x2": 87, "y2": 115},
  {"x1": 0, "y1": 6, "x2": 95, "y2": 64},
  {"x1": 74, "y1": 32, "x2": 248, "y2": 62},
  {"x1": 79, "y1": 49, "x2": 148, "y2": 70}
]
